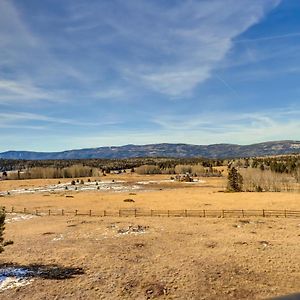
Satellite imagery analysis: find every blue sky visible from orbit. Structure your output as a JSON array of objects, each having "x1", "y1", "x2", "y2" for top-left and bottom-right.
[{"x1": 1, "y1": 0, "x2": 300, "y2": 151}]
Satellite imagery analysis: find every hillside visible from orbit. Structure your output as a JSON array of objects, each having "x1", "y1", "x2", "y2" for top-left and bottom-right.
[{"x1": 1, "y1": 140, "x2": 300, "y2": 160}]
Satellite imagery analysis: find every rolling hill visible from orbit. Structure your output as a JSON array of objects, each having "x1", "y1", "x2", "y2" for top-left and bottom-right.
[{"x1": 0, "y1": 140, "x2": 300, "y2": 160}]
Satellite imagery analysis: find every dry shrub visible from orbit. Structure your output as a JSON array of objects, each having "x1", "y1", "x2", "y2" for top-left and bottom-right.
[
  {"x1": 6, "y1": 171, "x2": 20, "y2": 180},
  {"x1": 135, "y1": 165, "x2": 161, "y2": 175},
  {"x1": 23, "y1": 167, "x2": 61, "y2": 179},
  {"x1": 239, "y1": 168, "x2": 296, "y2": 192},
  {"x1": 294, "y1": 167, "x2": 300, "y2": 183},
  {"x1": 174, "y1": 164, "x2": 192, "y2": 174},
  {"x1": 191, "y1": 165, "x2": 205, "y2": 176},
  {"x1": 175, "y1": 164, "x2": 221, "y2": 177},
  {"x1": 8, "y1": 164, "x2": 101, "y2": 179}
]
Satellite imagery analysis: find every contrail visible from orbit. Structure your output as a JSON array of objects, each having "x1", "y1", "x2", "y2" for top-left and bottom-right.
[
  {"x1": 235, "y1": 32, "x2": 300, "y2": 43},
  {"x1": 215, "y1": 74, "x2": 240, "y2": 98}
]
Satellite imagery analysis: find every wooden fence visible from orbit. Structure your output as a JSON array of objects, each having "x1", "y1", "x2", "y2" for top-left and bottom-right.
[{"x1": 5, "y1": 207, "x2": 300, "y2": 219}]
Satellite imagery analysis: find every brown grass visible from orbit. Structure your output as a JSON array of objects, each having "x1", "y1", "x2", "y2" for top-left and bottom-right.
[
  {"x1": 0, "y1": 175, "x2": 299, "y2": 212},
  {"x1": 0, "y1": 174, "x2": 299, "y2": 299},
  {"x1": 1, "y1": 215, "x2": 300, "y2": 299}
]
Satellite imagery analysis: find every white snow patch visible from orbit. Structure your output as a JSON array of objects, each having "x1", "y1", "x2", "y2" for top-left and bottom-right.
[
  {"x1": 0, "y1": 268, "x2": 34, "y2": 292},
  {"x1": 5, "y1": 213, "x2": 36, "y2": 224},
  {"x1": 137, "y1": 179, "x2": 175, "y2": 185},
  {"x1": 0, "y1": 180, "x2": 143, "y2": 196},
  {"x1": 291, "y1": 144, "x2": 300, "y2": 149},
  {"x1": 184, "y1": 179, "x2": 206, "y2": 184},
  {"x1": 52, "y1": 234, "x2": 64, "y2": 241}
]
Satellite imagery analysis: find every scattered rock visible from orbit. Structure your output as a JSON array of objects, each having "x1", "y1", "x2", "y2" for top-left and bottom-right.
[
  {"x1": 123, "y1": 198, "x2": 135, "y2": 203},
  {"x1": 117, "y1": 225, "x2": 148, "y2": 235},
  {"x1": 234, "y1": 241, "x2": 248, "y2": 246},
  {"x1": 259, "y1": 241, "x2": 270, "y2": 248},
  {"x1": 238, "y1": 220, "x2": 250, "y2": 224},
  {"x1": 205, "y1": 241, "x2": 217, "y2": 248},
  {"x1": 42, "y1": 232, "x2": 55, "y2": 235},
  {"x1": 232, "y1": 224, "x2": 241, "y2": 228},
  {"x1": 144, "y1": 283, "x2": 168, "y2": 299},
  {"x1": 122, "y1": 280, "x2": 139, "y2": 294}
]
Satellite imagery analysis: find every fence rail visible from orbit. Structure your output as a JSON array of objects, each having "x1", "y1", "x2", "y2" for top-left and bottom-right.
[{"x1": 4, "y1": 207, "x2": 300, "y2": 219}]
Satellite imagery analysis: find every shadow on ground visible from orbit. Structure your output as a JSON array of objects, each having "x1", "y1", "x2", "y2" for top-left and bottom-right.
[{"x1": 0, "y1": 263, "x2": 84, "y2": 280}]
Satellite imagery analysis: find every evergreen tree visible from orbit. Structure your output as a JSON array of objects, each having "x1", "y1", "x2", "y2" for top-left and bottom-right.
[{"x1": 227, "y1": 167, "x2": 243, "y2": 192}]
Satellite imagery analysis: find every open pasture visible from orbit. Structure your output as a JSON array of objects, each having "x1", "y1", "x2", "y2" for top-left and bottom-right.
[{"x1": 0, "y1": 174, "x2": 299, "y2": 299}]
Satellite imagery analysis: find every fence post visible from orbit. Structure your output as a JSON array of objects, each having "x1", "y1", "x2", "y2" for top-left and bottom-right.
[
  {"x1": 203, "y1": 209, "x2": 206, "y2": 217},
  {"x1": 11, "y1": 207, "x2": 14, "y2": 213},
  {"x1": 62, "y1": 209, "x2": 64, "y2": 216},
  {"x1": 262, "y1": 209, "x2": 265, "y2": 217},
  {"x1": 284, "y1": 210, "x2": 287, "y2": 218},
  {"x1": 75, "y1": 209, "x2": 78, "y2": 216},
  {"x1": 242, "y1": 209, "x2": 245, "y2": 218},
  {"x1": 48, "y1": 209, "x2": 51, "y2": 216},
  {"x1": 119, "y1": 210, "x2": 121, "y2": 217},
  {"x1": 167, "y1": 210, "x2": 170, "y2": 217},
  {"x1": 103, "y1": 210, "x2": 106, "y2": 217},
  {"x1": 24, "y1": 208, "x2": 26, "y2": 214},
  {"x1": 185, "y1": 209, "x2": 187, "y2": 217},
  {"x1": 89, "y1": 210, "x2": 92, "y2": 217},
  {"x1": 35, "y1": 209, "x2": 38, "y2": 216},
  {"x1": 134, "y1": 209, "x2": 137, "y2": 217},
  {"x1": 222, "y1": 210, "x2": 225, "y2": 218}
]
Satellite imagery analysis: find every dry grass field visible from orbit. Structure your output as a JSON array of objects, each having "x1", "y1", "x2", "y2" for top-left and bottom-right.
[{"x1": 0, "y1": 174, "x2": 299, "y2": 299}]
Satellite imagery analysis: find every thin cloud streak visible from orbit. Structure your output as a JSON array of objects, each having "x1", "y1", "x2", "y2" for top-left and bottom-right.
[
  {"x1": 152, "y1": 108, "x2": 300, "y2": 132},
  {"x1": 235, "y1": 32, "x2": 300, "y2": 43},
  {"x1": 0, "y1": 112, "x2": 120, "y2": 128}
]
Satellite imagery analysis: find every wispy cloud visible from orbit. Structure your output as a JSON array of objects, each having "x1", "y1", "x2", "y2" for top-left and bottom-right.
[
  {"x1": 53, "y1": 0, "x2": 281, "y2": 97},
  {"x1": 92, "y1": 86, "x2": 131, "y2": 101},
  {"x1": 0, "y1": 1, "x2": 87, "y2": 104},
  {"x1": 151, "y1": 107, "x2": 300, "y2": 144},
  {"x1": 0, "y1": 80, "x2": 56, "y2": 103},
  {"x1": 0, "y1": 0, "x2": 282, "y2": 102},
  {"x1": 1, "y1": 107, "x2": 299, "y2": 151},
  {"x1": 0, "y1": 111, "x2": 120, "y2": 128},
  {"x1": 106, "y1": 0, "x2": 281, "y2": 96},
  {"x1": 2, "y1": 0, "x2": 300, "y2": 152}
]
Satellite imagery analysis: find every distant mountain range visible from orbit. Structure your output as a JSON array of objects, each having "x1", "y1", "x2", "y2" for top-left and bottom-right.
[{"x1": 1, "y1": 140, "x2": 300, "y2": 160}]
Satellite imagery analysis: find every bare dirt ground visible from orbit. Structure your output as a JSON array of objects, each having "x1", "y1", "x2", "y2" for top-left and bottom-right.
[{"x1": 0, "y1": 174, "x2": 299, "y2": 299}]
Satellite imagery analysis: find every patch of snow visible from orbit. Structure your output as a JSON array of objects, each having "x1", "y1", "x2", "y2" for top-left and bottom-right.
[
  {"x1": 5, "y1": 213, "x2": 36, "y2": 224},
  {"x1": 184, "y1": 180, "x2": 206, "y2": 184},
  {"x1": 52, "y1": 234, "x2": 64, "y2": 241},
  {"x1": 1, "y1": 177, "x2": 203, "y2": 196},
  {"x1": 137, "y1": 179, "x2": 175, "y2": 185},
  {"x1": 291, "y1": 144, "x2": 300, "y2": 149},
  {"x1": 0, "y1": 268, "x2": 34, "y2": 292},
  {"x1": 0, "y1": 180, "x2": 143, "y2": 196}
]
